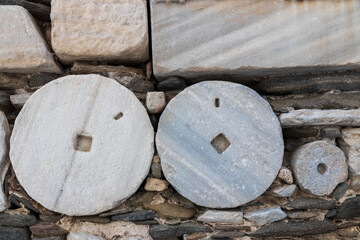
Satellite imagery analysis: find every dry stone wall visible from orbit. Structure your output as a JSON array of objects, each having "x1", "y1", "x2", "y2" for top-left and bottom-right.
[{"x1": 0, "y1": 0, "x2": 360, "y2": 240}]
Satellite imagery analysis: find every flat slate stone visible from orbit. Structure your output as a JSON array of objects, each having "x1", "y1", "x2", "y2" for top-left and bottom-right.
[
  {"x1": 331, "y1": 182, "x2": 349, "y2": 200},
  {"x1": 0, "y1": 226, "x2": 31, "y2": 240},
  {"x1": 336, "y1": 197, "x2": 360, "y2": 219},
  {"x1": 250, "y1": 220, "x2": 337, "y2": 237},
  {"x1": 0, "y1": 6, "x2": 61, "y2": 74},
  {"x1": 29, "y1": 223, "x2": 67, "y2": 237},
  {"x1": 286, "y1": 211, "x2": 318, "y2": 219},
  {"x1": 197, "y1": 210, "x2": 243, "y2": 223},
  {"x1": 111, "y1": 210, "x2": 156, "y2": 221},
  {"x1": 0, "y1": 112, "x2": 10, "y2": 212},
  {"x1": 286, "y1": 197, "x2": 336, "y2": 210},
  {"x1": 51, "y1": 0, "x2": 149, "y2": 64},
  {"x1": 280, "y1": 109, "x2": 360, "y2": 127},
  {"x1": 151, "y1": 0, "x2": 360, "y2": 81},
  {"x1": 270, "y1": 184, "x2": 297, "y2": 198},
  {"x1": 156, "y1": 81, "x2": 283, "y2": 208},
  {"x1": 157, "y1": 77, "x2": 187, "y2": 91},
  {"x1": 0, "y1": 212, "x2": 37, "y2": 226},
  {"x1": 10, "y1": 75, "x2": 154, "y2": 216},
  {"x1": 149, "y1": 223, "x2": 212, "y2": 239},
  {"x1": 291, "y1": 141, "x2": 348, "y2": 196},
  {"x1": 244, "y1": 206, "x2": 286, "y2": 225}
]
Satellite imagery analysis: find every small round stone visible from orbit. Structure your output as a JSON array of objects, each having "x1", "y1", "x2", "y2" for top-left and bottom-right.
[
  {"x1": 156, "y1": 81, "x2": 284, "y2": 208},
  {"x1": 291, "y1": 141, "x2": 348, "y2": 196},
  {"x1": 10, "y1": 74, "x2": 154, "y2": 216}
]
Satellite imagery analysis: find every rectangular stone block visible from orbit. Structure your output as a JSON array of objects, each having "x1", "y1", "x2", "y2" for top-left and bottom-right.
[
  {"x1": 51, "y1": 0, "x2": 149, "y2": 64},
  {"x1": 151, "y1": 0, "x2": 360, "y2": 81}
]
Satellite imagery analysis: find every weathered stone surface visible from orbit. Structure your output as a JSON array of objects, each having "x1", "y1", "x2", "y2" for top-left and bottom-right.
[
  {"x1": 277, "y1": 167, "x2": 293, "y2": 184},
  {"x1": 156, "y1": 81, "x2": 283, "y2": 208},
  {"x1": 0, "y1": 211, "x2": 37, "y2": 226},
  {"x1": 149, "y1": 223, "x2": 212, "y2": 239},
  {"x1": 67, "y1": 233, "x2": 104, "y2": 240},
  {"x1": 331, "y1": 182, "x2": 349, "y2": 200},
  {"x1": 0, "y1": 6, "x2": 61, "y2": 74},
  {"x1": 286, "y1": 211, "x2": 318, "y2": 219},
  {"x1": 28, "y1": 73, "x2": 62, "y2": 88},
  {"x1": 151, "y1": 156, "x2": 162, "y2": 179},
  {"x1": 320, "y1": 127, "x2": 342, "y2": 139},
  {"x1": 211, "y1": 231, "x2": 245, "y2": 239},
  {"x1": 337, "y1": 227, "x2": 359, "y2": 238},
  {"x1": 339, "y1": 128, "x2": 360, "y2": 177},
  {"x1": 30, "y1": 223, "x2": 67, "y2": 237},
  {"x1": 286, "y1": 198, "x2": 336, "y2": 210},
  {"x1": 70, "y1": 62, "x2": 143, "y2": 76},
  {"x1": 244, "y1": 207, "x2": 286, "y2": 225},
  {"x1": 0, "y1": 0, "x2": 50, "y2": 21},
  {"x1": 325, "y1": 209, "x2": 337, "y2": 218},
  {"x1": 110, "y1": 210, "x2": 156, "y2": 222},
  {"x1": 258, "y1": 72, "x2": 360, "y2": 95},
  {"x1": 336, "y1": 197, "x2": 360, "y2": 219},
  {"x1": 146, "y1": 92, "x2": 166, "y2": 114},
  {"x1": 151, "y1": 1, "x2": 360, "y2": 81},
  {"x1": 0, "y1": 112, "x2": 9, "y2": 212},
  {"x1": 10, "y1": 75, "x2": 154, "y2": 215},
  {"x1": 291, "y1": 141, "x2": 347, "y2": 196},
  {"x1": 0, "y1": 73, "x2": 28, "y2": 90},
  {"x1": 157, "y1": 77, "x2": 187, "y2": 91},
  {"x1": 197, "y1": 210, "x2": 243, "y2": 223},
  {"x1": 270, "y1": 184, "x2": 297, "y2": 198},
  {"x1": 145, "y1": 178, "x2": 169, "y2": 192},
  {"x1": 250, "y1": 220, "x2": 337, "y2": 237},
  {"x1": 143, "y1": 202, "x2": 196, "y2": 219},
  {"x1": 34, "y1": 236, "x2": 65, "y2": 240},
  {"x1": 0, "y1": 226, "x2": 31, "y2": 240},
  {"x1": 98, "y1": 204, "x2": 134, "y2": 218},
  {"x1": 51, "y1": 0, "x2": 149, "y2": 64},
  {"x1": 10, "y1": 93, "x2": 31, "y2": 109},
  {"x1": 280, "y1": 109, "x2": 360, "y2": 127}
]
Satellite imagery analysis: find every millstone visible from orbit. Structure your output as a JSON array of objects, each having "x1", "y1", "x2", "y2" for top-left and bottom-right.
[
  {"x1": 10, "y1": 74, "x2": 154, "y2": 216},
  {"x1": 156, "y1": 81, "x2": 284, "y2": 208},
  {"x1": 291, "y1": 141, "x2": 348, "y2": 196}
]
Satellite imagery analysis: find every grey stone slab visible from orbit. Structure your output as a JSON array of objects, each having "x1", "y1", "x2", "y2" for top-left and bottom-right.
[
  {"x1": 270, "y1": 184, "x2": 297, "y2": 198},
  {"x1": 197, "y1": 210, "x2": 243, "y2": 223},
  {"x1": 156, "y1": 81, "x2": 283, "y2": 208},
  {"x1": 280, "y1": 109, "x2": 360, "y2": 127},
  {"x1": 10, "y1": 75, "x2": 154, "y2": 216},
  {"x1": 111, "y1": 210, "x2": 156, "y2": 221},
  {"x1": 244, "y1": 206, "x2": 286, "y2": 225},
  {"x1": 151, "y1": 0, "x2": 360, "y2": 81},
  {"x1": 149, "y1": 223, "x2": 212, "y2": 239},
  {"x1": 286, "y1": 211, "x2": 318, "y2": 219},
  {"x1": 286, "y1": 197, "x2": 336, "y2": 210},
  {"x1": 0, "y1": 226, "x2": 30, "y2": 240},
  {"x1": 0, "y1": 212, "x2": 37, "y2": 226},
  {"x1": 331, "y1": 182, "x2": 349, "y2": 200},
  {"x1": 291, "y1": 141, "x2": 348, "y2": 196},
  {"x1": 336, "y1": 197, "x2": 360, "y2": 219}
]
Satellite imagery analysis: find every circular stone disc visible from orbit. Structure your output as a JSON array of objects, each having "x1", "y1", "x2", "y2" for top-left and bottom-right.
[
  {"x1": 291, "y1": 141, "x2": 348, "y2": 196},
  {"x1": 156, "y1": 81, "x2": 284, "y2": 208},
  {"x1": 10, "y1": 75, "x2": 154, "y2": 216}
]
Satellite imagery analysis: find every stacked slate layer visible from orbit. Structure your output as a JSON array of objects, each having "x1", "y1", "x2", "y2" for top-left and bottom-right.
[{"x1": 0, "y1": 0, "x2": 360, "y2": 239}]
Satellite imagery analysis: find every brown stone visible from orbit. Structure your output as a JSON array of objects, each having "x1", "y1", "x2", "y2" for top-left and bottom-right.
[
  {"x1": 143, "y1": 203, "x2": 196, "y2": 219},
  {"x1": 145, "y1": 178, "x2": 169, "y2": 192},
  {"x1": 30, "y1": 223, "x2": 67, "y2": 237}
]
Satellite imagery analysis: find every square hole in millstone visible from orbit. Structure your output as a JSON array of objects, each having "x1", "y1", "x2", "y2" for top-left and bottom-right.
[
  {"x1": 211, "y1": 133, "x2": 230, "y2": 154},
  {"x1": 75, "y1": 134, "x2": 92, "y2": 152}
]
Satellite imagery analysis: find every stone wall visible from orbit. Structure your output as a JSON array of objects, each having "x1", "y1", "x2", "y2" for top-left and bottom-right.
[{"x1": 0, "y1": 0, "x2": 360, "y2": 239}]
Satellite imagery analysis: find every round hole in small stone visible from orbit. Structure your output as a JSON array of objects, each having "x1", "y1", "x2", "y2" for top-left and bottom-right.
[{"x1": 317, "y1": 163, "x2": 327, "y2": 174}]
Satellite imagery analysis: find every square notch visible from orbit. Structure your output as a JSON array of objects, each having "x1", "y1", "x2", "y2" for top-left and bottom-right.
[
  {"x1": 211, "y1": 133, "x2": 230, "y2": 154},
  {"x1": 75, "y1": 134, "x2": 93, "y2": 152}
]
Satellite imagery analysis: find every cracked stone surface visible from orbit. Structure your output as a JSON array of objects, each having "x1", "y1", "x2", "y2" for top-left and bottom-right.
[
  {"x1": 291, "y1": 141, "x2": 347, "y2": 196},
  {"x1": 0, "y1": 112, "x2": 10, "y2": 212},
  {"x1": 0, "y1": 6, "x2": 61, "y2": 74},
  {"x1": 10, "y1": 74, "x2": 154, "y2": 216},
  {"x1": 51, "y1": 0, "x2": 149, "y2": 64},
  {"x1": 156, "y1": 81, "x2": 284, "y2": 208}
]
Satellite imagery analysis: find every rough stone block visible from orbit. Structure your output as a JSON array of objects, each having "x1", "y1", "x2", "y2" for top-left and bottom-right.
[
  {"x1": 151, "y1": 0, "x2": 360, "y2": 81},
  {"x1": 156, "y1": 81, "x2": 283, "y2": 208},
  {"x1": 291, "y1": 141, "x2": 347, "y2": 196},
  {"x1": 144, "y1": 177, "x2": 169, "y2": 191},
  {"x1": 10, "y1": 75, "x2": 154, "y2": 216},
  {"x1": 51, "y1": 0, "x2": 149, "y2": 64},
  {"x1": 0, "y1": 6, "x2": 61, "y2": 74}
]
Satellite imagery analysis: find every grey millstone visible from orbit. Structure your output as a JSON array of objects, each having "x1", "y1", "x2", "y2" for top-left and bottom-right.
[
  {"x1": 244, "y1": 206, "x2": 286, "y2": 225},
  {"x1": 10, "y1": 75, "x2": 154, "y2": 216},
  {"x1": 197, "y1": 210, "x2": 243, "y2": 223},
  {"x1": 286, "y1": 197, "x2": 336, "y2": 210},
  {"x1": 156, "y1": 81, "x2": 283, "y2": 208},
  {"x1": 270, "y1": 184, "x2": 297, "y2": 198},
  {"x1": 291, "y1": 141, "x2": 348, "y2": 196}
]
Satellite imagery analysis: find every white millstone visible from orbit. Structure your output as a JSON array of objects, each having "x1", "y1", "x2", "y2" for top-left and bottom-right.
[
  {"x1": 270, "y1": 184, "x2": 297, "y2": 198},
  {"x1": 51, "y1": 0, "x2": 149, "y2": 64},
  {"x1": 0, "y1": 112, "x2": 10, "y2": 212},
  {"x1": 0, "y1": 6, "x2": 61, "y2": 74},
  {"x1": 244, "y1": 206, "x2": 286, "y2": 225},
  {"x1": 156, "y1": 81, "x2": 284, "y2": 208},
  {"x1": 339, "y1": 128, "x2": 360, "y2": 177},
  {"x1": 291, "y1": 141, "x2": 348, "y2": 196},
  {"x1": 197, "y1": 210, "x2": 243, "y2": 223},
  {"x1": 151, "y1": 0, "x2": 360, "y2": 81},
  {"x1": 10, "y1": 74, "x2": 154, "y2": 216},
  {"x1": 280, "y1": 109, "x2": 360, "y2": 127}
]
